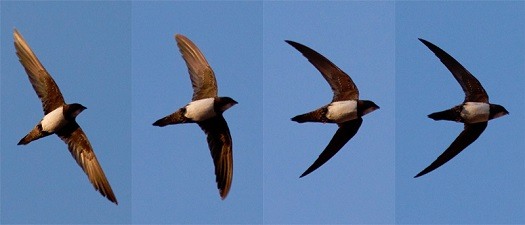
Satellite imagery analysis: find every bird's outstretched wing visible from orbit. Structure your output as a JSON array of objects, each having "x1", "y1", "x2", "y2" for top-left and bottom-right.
[
  {"x1": 14, "y1": 29, "x2": 65, "y2": 114},
  {"x1": 300, "y1": 118, "x2": 363, "y2": 178},
  {"x1": 415, "y1": 122, "x2": 487, "y2": 178},
  {"x1": 198, "y1": 116, "x2": 233, "y2": 199},
  {"x1": 176, "y1": 34, "x2": 218, "y2": 101},
  {"x1": 286, "y1": 40, "x2": 359, "y2": 102},
  {"x1": 419, "y1": 38, "x2": 488, "y2": 103},
  {"x1": 57, "y1": 122, "x2": 118, "y2": 204}
]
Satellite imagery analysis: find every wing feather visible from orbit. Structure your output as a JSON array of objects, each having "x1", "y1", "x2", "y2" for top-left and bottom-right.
[
  {"x1": 419, "y1": 38, "x2": 488, "y2": 103},
  {"x1": 198, "y1": 116, "x2": 233, "y2": 199},
  {"x1": 57, "y1": 122, "x2": 118, "y2": 204},
  {"x1": 415, "y1": 122, "x2": 487, "y2": 178},
  {"x1": 175, "y1": 34, "x2": 218, "y2": 100},
  {"x1": 286, "y1": 40, "x2": 359, "y2": 102},
  {"x1": 300, "y1": 118, "x2": 363, "y2": 177},
  {"x1": 14, "y1": 29, "x2": 65, "y2": 114}
]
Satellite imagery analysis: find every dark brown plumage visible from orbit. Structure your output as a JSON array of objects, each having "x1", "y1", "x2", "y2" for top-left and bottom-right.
[
  {"x1": 415, "y1": 38, "x2": 508, "y2": 178},
  {"x1": 286, "y1": 40, "x2": 379, "y2": 178}
]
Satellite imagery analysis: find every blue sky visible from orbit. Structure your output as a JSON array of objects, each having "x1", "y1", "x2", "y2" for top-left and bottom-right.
[{"x1": 1, "y1": 1, "x2": 524, "y2": 224}]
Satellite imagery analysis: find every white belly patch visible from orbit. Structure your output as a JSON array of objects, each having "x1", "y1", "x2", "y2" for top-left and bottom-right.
[
  {"x1": 461, "y1": 102, "x2": 490, "y2": 123},
  {"x1": 41, "y1": 106, "x2": 67, "y2": 132},
  {"x1": 184, "y1": 98, "x2": 216, "y2": 121},
  {"x1": 326, "y1": 100, "x2": 358, "y2": 123}
]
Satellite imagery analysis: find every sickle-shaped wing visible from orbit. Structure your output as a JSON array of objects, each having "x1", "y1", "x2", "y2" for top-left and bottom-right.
[
  {"x1": 300, "y1": 118, "x2": 363, "y2": 178},
  {"x1": 176, "y1": 34, "x2": 218, "y2": 101},
  {"x1": 415, "y1": 122, "x2": 487, "y2": 178},
  {"x1": 14, "y1": 29, "x2": 65, "y2": 114},
  {"x1": 57, "y1": 122, "x2": 118, "y2": 204},
  {"x1": 197, "y1": 116, "x2": 233, "y2": 199},
  {"x1": 286, "y1": 40, "x2": 359, "y2": 102},
  {"x1": 419, "y1": 38, "x2": 488, "y2": 103}
]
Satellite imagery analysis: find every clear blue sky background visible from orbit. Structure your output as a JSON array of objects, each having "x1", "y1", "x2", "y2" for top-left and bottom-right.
[
  {"x1": 1, "y1": 1, "x2": 131, "y2": 224},
  {"x1": 396, "y1": 2, "x2": 525, "y2": 224},
  {"x1": 1, "y1": 1, "x2": 524, "y2": 224}
]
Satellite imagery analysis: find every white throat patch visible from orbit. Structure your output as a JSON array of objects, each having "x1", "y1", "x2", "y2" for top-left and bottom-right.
[
  {"x1": 461, "y1": 102, "x2": 490, "y2": 123},
  {"x1": 41, "y1": 106, "x2": 67, "y2": 132},
  {"x1": 326, "y1": 100, "x2": 358, "y2": 123},
  {"x1": 184, "y1": 98, "x2": 216, "y2": 121}
]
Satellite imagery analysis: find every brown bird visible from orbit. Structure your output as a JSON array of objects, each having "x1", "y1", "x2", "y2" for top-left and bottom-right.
[
  {"x1": 153, "y1": 34, "x2": 237, "y2": 199},
  {"x1": 286, "y1": 40, "x2": 379, "y2": 178},
  {"x1": 14, "y1": 29, "x2": 117, "y2": 204},
  {"x1": 415, "y1": 38, "x2": 509, "y2": 178}
]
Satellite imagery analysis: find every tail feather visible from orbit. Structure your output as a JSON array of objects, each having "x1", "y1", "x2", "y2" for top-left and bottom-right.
[
  {"x1": 291, "y1": 108, "x2": 328, "y2": 123},
  {"x1": 428, "y1": 108, "x2": 460, "y2": 121},
  {"x1": 153, "y1": 109, "x2": 188, "y2": 127},
  {"x1": 18, "y1": 124, "x2": 50, "y2": 145}
]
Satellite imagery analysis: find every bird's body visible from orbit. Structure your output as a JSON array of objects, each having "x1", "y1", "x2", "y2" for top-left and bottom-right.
[{"x1": 326, "y1": 100, "x2": 358, "y2": 123}]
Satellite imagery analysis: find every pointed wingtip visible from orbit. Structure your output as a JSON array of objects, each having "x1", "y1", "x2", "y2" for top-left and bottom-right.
[
  {"x1": 285, "y1": 40, "x2": 300, "y2": 48},
  {"x1": 13, "y1": 29, "x2": 21, "y2": 39},
  {"x1": 174, "y1": 34, "x2": 189, "y2": 43},
  {"x1": 17, "y1": 138, "x2": 27, "y2": 145},
  {"x1": 220, "y1": 190, "x2": 229, "y2": 200},
  {"x1": 299, "y1": 169, "x2": 312, "y2": 178},
  {"x1": 418, "y1": 38, "x2": 434, "y2": 47},
  {"x1": 414, "y1": 168, "x2": 430, "y2": 178}
]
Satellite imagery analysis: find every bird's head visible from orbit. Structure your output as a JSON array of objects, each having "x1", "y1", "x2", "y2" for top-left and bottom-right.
[
  {"x1": 359, "y1": 100, "x2": 379, "y2": 117},
  {"x1": 490, "y1": 104, "x2": 509, "y2": 120},
  {"x1": 217, "y1": 97, "x2": 238, "y2": 113},
  {"x1": 65, "y1": 103, "x2": 87, "y2": 119}
]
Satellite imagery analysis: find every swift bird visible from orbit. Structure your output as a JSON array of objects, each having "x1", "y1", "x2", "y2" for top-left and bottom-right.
[
  {"x1": 286, "y1": 40, "x2": 379, "y2": 178},
  {"x1": 153, "y1": 34, "x2": 237, "y2": 199},
  {"x1": 14, "y1": 29, "x2": 117, "y2": 204},
  {"x1": 415, "y1": 38, "x2": 508, "y2": 178}
]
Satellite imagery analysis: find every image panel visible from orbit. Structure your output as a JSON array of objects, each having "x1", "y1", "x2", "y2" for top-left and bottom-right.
[
  {"x1": 263, "y1": 1, "x2": 395, "y2": 224},
  {"x1": 131, "y1": 1, "x2": 263, "y2": 224},
  {"x1": 0, "y1": 1, "x2": 132, "y2": 224},
  {"x1": 395, "y1": 1, "x2": 525, "y2": 224}
]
